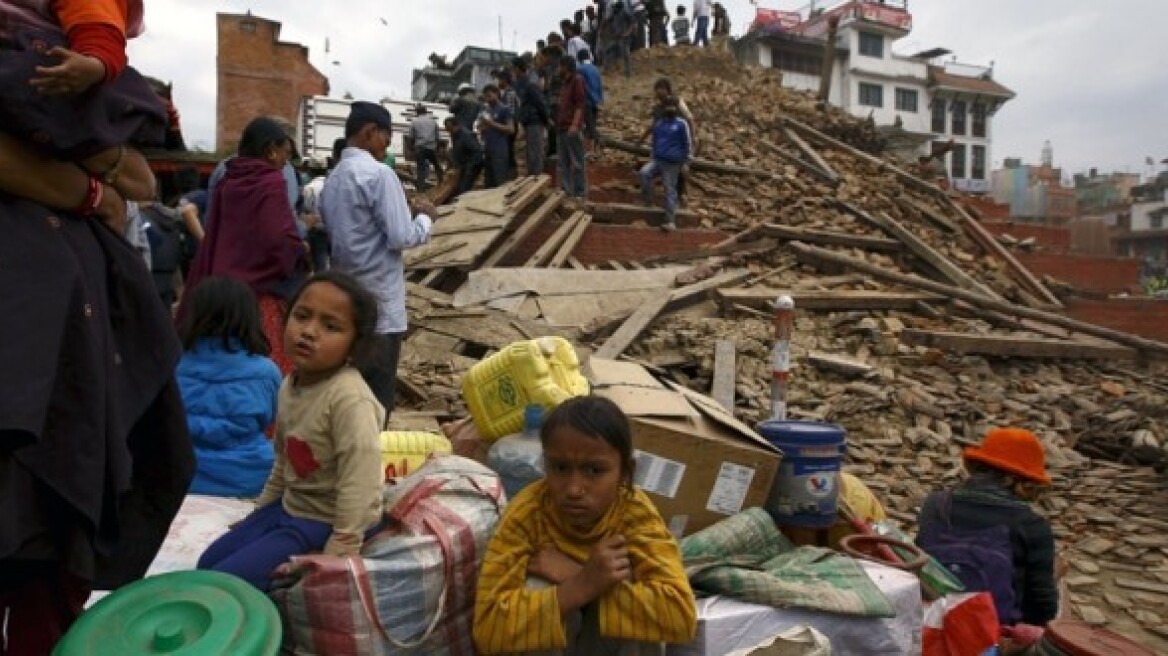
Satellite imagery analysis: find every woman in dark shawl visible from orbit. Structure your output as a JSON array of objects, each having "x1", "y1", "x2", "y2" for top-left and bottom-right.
[
  {"x1": 182, "y1": 117, "x2": 308, "y2": 375},
  {"x1": 0, "y1": 132, "x2": 193, "y2": 653}
]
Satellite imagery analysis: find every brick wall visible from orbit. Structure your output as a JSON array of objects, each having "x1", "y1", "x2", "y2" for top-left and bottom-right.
[
  {"x1": 1065, "y1": 299, "x2": 1168, "y2": 343},
  {"x1": 502, "y1": 221, "x2": 724, "y2": 266},
  {"x1": 216, "y1": 13, "x2": 328, "y2": 151},
  {"x1": 964, "y1": 196, "x2": 1011, "y2": 221},
  {"x1": 980, "y1": 222, "x2": 1072, "y2": 252},
  {"x1": 1015, "y1": 252, "x2": 1141, "y2": 294}
]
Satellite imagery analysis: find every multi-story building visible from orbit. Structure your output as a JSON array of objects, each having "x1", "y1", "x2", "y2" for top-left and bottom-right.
[
  {"x1": 733, "y1": 0, "x2": 1014, "y2": 194},
  {"x1": 216, "y1": 12, "x2": 328, "y2": 152},
  {"x1": 1115, "y1": 171, "x2": 1168, "y2": 262},
  {"x1": 989, "y1": 153, "x2": 1078, "y2": 225},
  {"x1": 1074, "y1": 169, "x2": 1141, "y2": 215},
  {"x1": 411, "y1": 46, "x2": 517, "y2": 104}
]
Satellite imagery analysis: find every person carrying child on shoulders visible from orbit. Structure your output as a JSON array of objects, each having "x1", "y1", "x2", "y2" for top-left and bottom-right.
[
  {"x1": 916, "y1": 428, "x2": 1061, "y2": 654},
  {"x1": 474, "y1": 395, "x2": 697, "y2": 655},
  {"x1": 197, "y1": 272, "x2": 387, "y2": 591},
  {"x1": 639, "y1": 95, "x2": 691, "y2": 233}
]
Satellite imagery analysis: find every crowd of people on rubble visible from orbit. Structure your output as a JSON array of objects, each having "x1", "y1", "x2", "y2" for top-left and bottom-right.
[{"x1": 0, "y1": 1, "x2": 1078, "y2": 654}]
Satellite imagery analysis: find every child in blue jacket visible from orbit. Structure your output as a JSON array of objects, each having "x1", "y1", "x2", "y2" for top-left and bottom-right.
[
  {"x1": 639, "y1": 95, "x2": 692, "y2": 231},
  {"x1": 177, "y1": 276, "x2": 282, "y2": 497}
]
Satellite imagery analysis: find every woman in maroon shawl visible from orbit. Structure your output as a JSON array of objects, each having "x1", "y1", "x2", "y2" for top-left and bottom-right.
[{"x1": 183, "y1": 117, "x2": 308, "y2": 374}]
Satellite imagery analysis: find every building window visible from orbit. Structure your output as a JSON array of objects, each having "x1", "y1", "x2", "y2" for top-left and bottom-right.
[
  {"x1": 1153, "y1": 215, "x2": 1165, "y2": 230},
  {"x1": 858, "y1": 31, "x2": 884, "y2": 58},
  {"x1": 971, "y1": 103, "x2": 987, "y2": 138},
  {"x1": 239, "y1": 20, "x2": 256, "y2": 33},
  {"x1": 951, "y1": 100, "x2": 967, "y2": 136},
  {"x1": 951, "y1": 143, "x2": 967, "y2": 179},
  {"x1": 972, "y1": 145, "x2": 986, "y2": 180},
  {"x1": 772, "y1": 49, "x2": 822, "y2": 76},
  {"x1": 931, "y1": 101, "x2": 946, "y2": 133},
  {"x1": 858, "y1": 82, "x2": 883, "y2": 108},
  {"x1": 895, "y1": 88, "x2": 918, "y2": 112}
]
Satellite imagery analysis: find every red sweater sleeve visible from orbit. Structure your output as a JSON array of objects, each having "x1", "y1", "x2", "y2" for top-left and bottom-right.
[{"x1": 67, "y1": 23, "x2": 127, "y2": 81}]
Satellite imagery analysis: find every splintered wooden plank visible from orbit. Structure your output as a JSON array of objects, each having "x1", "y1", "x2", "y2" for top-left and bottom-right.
[
  {"x1": 453, "y1": 267, "x2": 687, "y2": 307},
  {"x1": 711, "y1": 340, "x2": 737, "y2": 411},
  {"x1": 462, "y1": 177, "x2": 531, "y2": 216},
  {"x1": 896, "y1": 195, "x2": 959, "y2": 233},
  {"x1": 566, "y1": 256, "x2": 587, "y2": 270},
  {"x1": 594, "y1": 269, "x2": 752, "y2": 360},
  {"x1": 837, "y1": 201, "x2": 1002, "y2": 300},
  {"x1": 479, "y1": 191, "x2": 565, "y2": 268},
  {"x1": 549, "y1": 215, "x2": 593, "y2": 267},
  {"x1": 417, "y1": 314, "x2": 557, "y2": 351},
  {"x1": 763, "y1": 223, "x2": 900, "y2": 252},
  {"x1": 525, "y1": 212, "x2": 585, "y2": 267},
  {"x1": 536, "y1": 289, "x2": 664, "y2": 328},
  {"x1": 779, "y1": 125, "x2": 839, "y2": 183},
  {"x1": 757, "y1": 138, "x2": 836, "y2": 183},
  {"x1": 948, "y1": 200, "x2": 1063, "y2": 308},
  {"x1": 717, "y1": 288, "x2": 943, "y2": 311},
  {"x1": 898, "y1": 329, "x2": 1138, "y2": 362}
]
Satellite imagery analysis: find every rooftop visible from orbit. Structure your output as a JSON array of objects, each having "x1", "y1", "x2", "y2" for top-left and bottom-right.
[{"x1": 928, "y1": 65, "x2": 1015, "y2": 98}]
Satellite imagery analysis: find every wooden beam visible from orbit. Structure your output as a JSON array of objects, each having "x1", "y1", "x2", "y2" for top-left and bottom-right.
[
  {"x1": 895, "y1": 195, "x2": 959, "y2": 233},
  {"x1": 585, "y1": 201, "x2": 699, "y2": 227},
  {"x1": 948, "y1": 200, "x2": 1063, "y2": 308},
  {"x1": 782, "y1": 117, "x2": 946, "y2": 199},
  {"x1": 550, "y1": 215, "x2": 593, "y2": 268},
  {"x1": 594, "y1": 269, "x2": 752, "y2": 359},
  {"x1": 566, "y1": 256, "x2": 587, "y2": 270},
  {"x1": 717, "y1": 288, "x2": 943, "y2": 311},
  {"x1": 757, "y1": 139, "x2": 837, "y2": 185},
  {"x1": 480, "y1": 191, "x2": 565, "y2": 268},
  {"x1": 836, "y1": 201, "x2": 1002, "y2": 300},
  {"x1": 525, "y1": 211, "x2": 585, "y2": 267},
  {"x1": 787, "y1": 240, "x2": 1168, "y2": 357},
  {"x1": 898, "y1": 329, "x2": 1138, "y2": 362},
  {"x1": 780, "y1": 125, "x2": 840, "y2": 183},
  {"x1": 763, "y1": 222, "x2": 901, "y2": 252},
  {"x1": 711, "y1": 340, "x2": 737, "y2": 411}
]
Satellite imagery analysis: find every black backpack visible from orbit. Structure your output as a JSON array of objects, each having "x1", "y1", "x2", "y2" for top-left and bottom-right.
[{"x1": 143, "y1": 204, "x2": 190, "y2": 303}]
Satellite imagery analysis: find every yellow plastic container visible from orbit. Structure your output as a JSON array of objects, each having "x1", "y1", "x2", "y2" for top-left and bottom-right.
[
  {"x1": 462, "y1": 338, "x2": 588, "y2": 443},
  {"x1": 536, "y1": 336, "x2": 590, "y2": 397},
  {"x1": 379, "y1": 431, "x2": 452, "y2": 479}
]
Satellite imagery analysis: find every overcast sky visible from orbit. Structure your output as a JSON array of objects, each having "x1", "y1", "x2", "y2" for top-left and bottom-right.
[{"x1": 128, "y1": 0, "x2": 1166, "y2": 179}]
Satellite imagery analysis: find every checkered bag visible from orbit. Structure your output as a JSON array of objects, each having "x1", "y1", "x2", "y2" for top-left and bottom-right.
[{"x1": 273, "y1": 456, "x2": 505, "y2": 655}]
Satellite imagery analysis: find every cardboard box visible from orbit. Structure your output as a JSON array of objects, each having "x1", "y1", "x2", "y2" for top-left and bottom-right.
[{"x1": 588, "y1": 358, "x2": 782, "y2": 537}]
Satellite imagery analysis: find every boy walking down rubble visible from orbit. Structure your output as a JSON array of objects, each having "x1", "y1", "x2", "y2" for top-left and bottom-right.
[{"x1": 640, "y1": 96, "x2": 691, "y2": 232}]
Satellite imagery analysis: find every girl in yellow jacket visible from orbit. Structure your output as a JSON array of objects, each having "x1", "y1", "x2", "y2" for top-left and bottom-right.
[{"x1": 474, "y1": 396, "x2": 697, "y2": 655}]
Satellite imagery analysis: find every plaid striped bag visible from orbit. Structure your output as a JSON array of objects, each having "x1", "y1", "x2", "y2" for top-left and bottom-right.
[{"x1": 272, "y1": 456, "x2": 506, "y2": 655}]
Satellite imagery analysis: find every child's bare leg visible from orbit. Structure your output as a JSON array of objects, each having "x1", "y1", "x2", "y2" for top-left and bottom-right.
[{"x1": 82, "y1": 146, "x2": 156, "y2": 201}]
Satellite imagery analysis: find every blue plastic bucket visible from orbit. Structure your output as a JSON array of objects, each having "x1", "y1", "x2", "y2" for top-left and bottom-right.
[{"x1": 757, "y1": 420, "x2": 847, "y2": 528}]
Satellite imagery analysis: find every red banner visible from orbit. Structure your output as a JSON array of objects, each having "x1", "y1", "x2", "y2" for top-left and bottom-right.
[
  {"x1": 857, "y1": 3, "x2": 912, "y2": 30},
  {"x1": 752, "y1": 8, "x2": 803, "y2": 32}
]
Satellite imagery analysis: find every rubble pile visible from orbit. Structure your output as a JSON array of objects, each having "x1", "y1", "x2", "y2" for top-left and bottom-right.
[{"x1": 400, "y1": 45, "x2": 1168, "y2": 647}]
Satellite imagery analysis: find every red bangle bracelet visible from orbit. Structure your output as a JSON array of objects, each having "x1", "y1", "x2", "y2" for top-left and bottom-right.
[{"x1": 76, "y1": 175, "x2": 103, "y2": 217}]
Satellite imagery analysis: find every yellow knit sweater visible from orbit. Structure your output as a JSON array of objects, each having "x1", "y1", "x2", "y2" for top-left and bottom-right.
[{"x1": 473, "y1": 481, "x2": 696, "y2": 653}]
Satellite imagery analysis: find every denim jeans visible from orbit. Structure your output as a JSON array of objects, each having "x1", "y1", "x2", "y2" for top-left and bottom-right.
[
  {"x1": 524, "y1": 123, "x2": 546, "y2": 175},
  {"x1": 694, "y1": 16, "x2": 710, "y2": 47},
  {"x1": 557, "y1": 129, "x2": 588, "y2": 198},
  {"x1": 415, "y1": 147, "x2": 442, "y2": 191},
  {"x1": 639, "y1": 159, "x2": 682, "y2": 223}
]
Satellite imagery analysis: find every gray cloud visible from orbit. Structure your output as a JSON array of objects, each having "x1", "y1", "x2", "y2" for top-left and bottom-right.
[{"x1": 128, "y1": 0, "x2": 1166, "y2": 176}]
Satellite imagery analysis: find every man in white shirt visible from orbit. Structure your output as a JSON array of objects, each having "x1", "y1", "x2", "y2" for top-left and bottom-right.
[{"x1": 321, "y1": 102, "x2": 437, "y2": 417}]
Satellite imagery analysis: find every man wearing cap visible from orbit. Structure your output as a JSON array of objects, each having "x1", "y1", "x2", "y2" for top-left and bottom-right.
[
  {"x1": 916, "y1": 428, "x2": 1060, "y2": 636},
  {"x1": 321, "y1": 101, "x2": 437, "y2": 418},
  {"x1": 407, "y1": 104, "x2": 443, "y2": 192}
]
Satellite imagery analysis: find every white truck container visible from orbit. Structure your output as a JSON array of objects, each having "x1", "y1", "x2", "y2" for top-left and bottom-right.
[{"x1": 297, "y1": 96, "x2": 451, "y2": 168}]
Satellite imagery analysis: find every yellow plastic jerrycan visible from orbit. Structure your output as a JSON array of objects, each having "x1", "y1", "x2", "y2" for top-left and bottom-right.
[
  {"x1": 462, "y1": 338, "x2": 589, "y2": 443},
  {"x1": 379, "y1": 431, "x2": 452, "y2": 479}
]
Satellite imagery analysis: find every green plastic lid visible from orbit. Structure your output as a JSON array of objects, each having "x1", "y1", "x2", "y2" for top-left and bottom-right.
[{"x1": 54, "y1": 570, "x2": 281, "y2": 656}]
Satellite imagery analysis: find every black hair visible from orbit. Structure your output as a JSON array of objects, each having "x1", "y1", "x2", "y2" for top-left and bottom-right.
[
  {"x1": 329, "y1": 137, "x2": 347, "y2": 170},
  {"x1": 284, "y1": 271, "x2": 380, "y2": 368},
  {"x1": 558, "y1": 54, "x2": 577, "y2": 72},
  {"x1": 544, "y1": 44, "x2": 564, "y2": 59},
  {"x1": 536, "y1": 39, "x2": 547, "y2": 50},
  {"x1": 483, "y1": 83, "x2": 500, "y2": 95},
  {"x1": 180, "y1": 276, "x2": 270, "y2": 356},
  {"x1": 497, "y1": 70, "x2": 513, "y2": 84},
  {"x1": 662, "y1": 95, "x2": 679, "y2": 109},
  {"x1": 541, "y1": 396, "x2": 634, "y2": 482},
  {"x1": 237, "y1": 116, "x2": 290, "y2": 160},
  {"x1": 577, "y1": 49, "x2": 592, "y2": 63},
  {"x1": 654, "y1": 77, "x2": 674, "y2": 93},
  {"x1": 511, "y1": 56, "x2": 528, "y2": 72},
  {"x1": 677, "y1": 5, "x2": 687, "y2": 15}
]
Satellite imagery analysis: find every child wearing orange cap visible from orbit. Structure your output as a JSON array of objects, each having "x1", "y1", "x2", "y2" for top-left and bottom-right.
[{"x1": 916, "y1": 428, "x2": 1059, "y2": 646}]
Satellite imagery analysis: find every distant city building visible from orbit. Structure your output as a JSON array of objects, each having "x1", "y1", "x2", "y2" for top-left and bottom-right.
[
  {"x1": 1073, "y1": 169, "x2": 1141, "y2": 215},
  {"x1": 733, "y1": 0, "x2": 1014, "y2": 193},
  {"x1": 411, "y1": 46, "x2": 517, "y2": 103},
  {"x1": 216, "y1": 12, "x2": 328, "y2": 152},
  {"x1": 1115, "y1": 171, "x2": 1168, "y2": 261},
  {"x1": 989, "y1": 150, "x2": 1077, "y2": 225}
]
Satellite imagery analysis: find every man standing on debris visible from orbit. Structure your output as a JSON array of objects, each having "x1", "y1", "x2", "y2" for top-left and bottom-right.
[
  {"x1": 647, "y1": 0, "x2": 670, "y2": 46},
  {"x1": 512, "y1": 57, "x2": 549, "y2": 176},
  {"x1": 640, "y1": 77, "x2": 699, "y2": 202},
  {"x1": 555, "y1": 54, "x2": 589, "y2": 200},
  {"x1": 599, "y1": 0, "x2": 635, "y2": 78},
  {"x1": 640, "y1": 96, "x2": 691, "y2": 232},
  {"x1": 445, "y1": 115, "x2": 485, "y2": 196},
  {"x1": 672, "y1": 5, "x2": 692, "y2": 46},
  {"x1": 449, "y1": 83, "x2": 481, "y2": 131},
  {"x1": 407, "y1": 104, "x2": 443, "y2": 192},
  {"x1": 692, "y1": 0, "x2": 712, "y2": 47},
  {"x1": 479, "y1": 84, "x2": 515, "y2": 189},
  {"x1": 577, "y1": 50, "x2": 604, "y2": 154},
  {"x1": 321, "y1": 101, "x2": 436, "y2": 417},
  {"x1": 713, "y1": 2, "x2": 730, "y2": 36}
]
